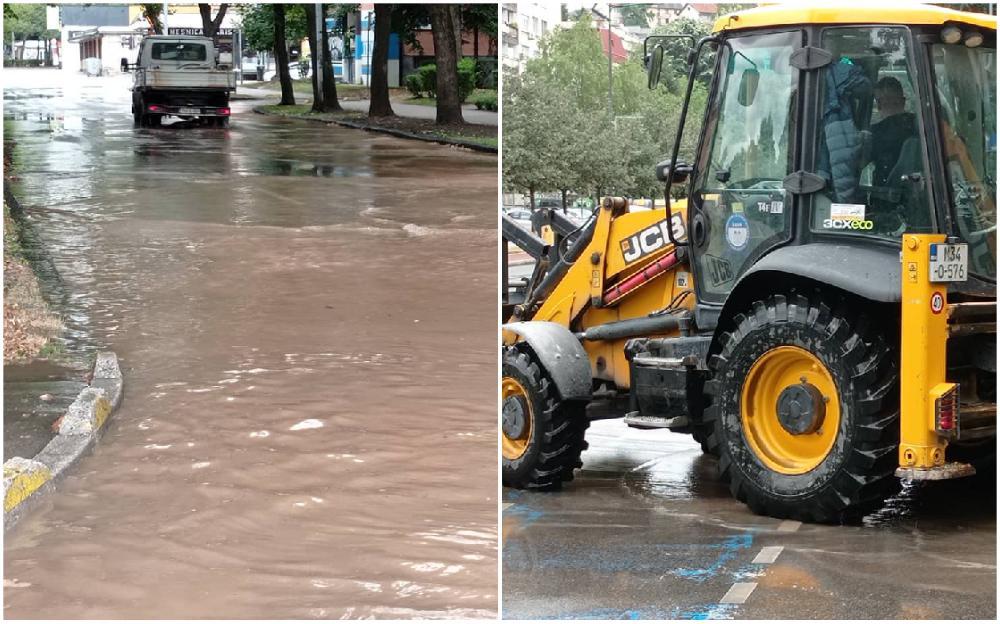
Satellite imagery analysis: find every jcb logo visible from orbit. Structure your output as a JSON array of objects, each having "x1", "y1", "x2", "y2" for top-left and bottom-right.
[{"x1": 620, "y1": 214, "x2": 686, "y2": 264}]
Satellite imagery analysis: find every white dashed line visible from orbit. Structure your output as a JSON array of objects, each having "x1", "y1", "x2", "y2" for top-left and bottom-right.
[
  {"x1": 777, "y1": 519, "x2": 802, "y2": 532},
  {"x1": 720, "y1": 582, "x2": 757, "y2": 604},
  {"x1": 752, "y1": 546, "x2": 784, "y2": 564}
]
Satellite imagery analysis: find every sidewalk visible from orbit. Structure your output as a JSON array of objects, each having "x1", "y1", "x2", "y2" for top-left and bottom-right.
[{"x1": 236, "y1": 85, "x2": 498, "y2": 126}]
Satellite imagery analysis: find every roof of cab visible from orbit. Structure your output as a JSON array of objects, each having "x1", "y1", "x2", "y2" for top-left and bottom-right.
[{"x1": 713, "y1": 3, "x2": 997, "y2": 33}]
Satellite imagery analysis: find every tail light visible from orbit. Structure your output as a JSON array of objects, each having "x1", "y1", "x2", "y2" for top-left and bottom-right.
[
  {"x1": 933, "y1": 383, "x2": 960, "y2": 437},
  {"x1": 217, "y1": 108, "x2": 231, "y2": 116},
  {"x1": 147, "y1": 104, "x2": 162, "y2": 112}
]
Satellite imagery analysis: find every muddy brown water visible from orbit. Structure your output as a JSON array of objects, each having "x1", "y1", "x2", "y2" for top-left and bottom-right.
[{"x1": 3, "y1": 69, "x2": 497, "y2": 619}]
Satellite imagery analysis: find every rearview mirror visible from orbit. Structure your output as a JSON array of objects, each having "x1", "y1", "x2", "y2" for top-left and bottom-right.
[
  {"x1": 737, "y1": 67, "x2": 759, "y2": 106},
  {"x1": 647, "y1": 44, "x2": 664, "y2": 90},
  {"x1": 120, "y1": 57, "x2": 130, "y2": 72},
  {"x1": 655, "y1": 159, "x2": 693, "y2": 183}
]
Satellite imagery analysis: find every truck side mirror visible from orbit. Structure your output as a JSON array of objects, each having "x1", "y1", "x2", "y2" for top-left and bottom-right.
[
  {"x1": 738, "y1": 67, "x2": 759, "y2": 106},
  {"x1": 121, "y1": 57, "x2": 129, "y2": 72},
  {"x1": 656, "y1": 159, "x2": 693, "y2": 183},
  {"x1": 647, "y1": 44, "x2": 664, "y2": 90}
]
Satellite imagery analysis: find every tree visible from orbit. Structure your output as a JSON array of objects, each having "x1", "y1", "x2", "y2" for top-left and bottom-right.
[
  {"x1": 503, "y1": 13, "x2": 705, "y2": 202},
  {"x1": 429, "y1": 5, "x2": 464, "y2": 124},
  {"x1": 198, "y1": 3, "x2": 229, "y2": 39},
  {"x1": 140, "y1": 4, "x2": 164, "y2": 34},
  {"x1": 618, "y1": 5, "x2": 651, "y2": 28},
  {"x1": 368, "y1": 3, "x2": 394, "y2": 118},
  {"x1": 273, "y1": 4, "x2": 295, "y2": 105},
  {"x1": 319, "y1": 5, "x2": 340, "y2": 111},
  {"x1": 303, "y1": 4, "x2": 340, "y2": 112},
  {"x1": 463, "y1": 3, "x2": 498, "y2": 76}
]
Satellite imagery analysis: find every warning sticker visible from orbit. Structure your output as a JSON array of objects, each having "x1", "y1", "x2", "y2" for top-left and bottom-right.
[{"x1": 830, "y1": 203, "x2": 866, "y2": 221}]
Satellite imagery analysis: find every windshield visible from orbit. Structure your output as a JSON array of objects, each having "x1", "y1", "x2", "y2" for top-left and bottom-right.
[
  {"x1": 151, "y1": 42, "x2": 208, "y2": 62},
  {"x1": 931, "y1": 43, "x2": 996, "y2": 280}
]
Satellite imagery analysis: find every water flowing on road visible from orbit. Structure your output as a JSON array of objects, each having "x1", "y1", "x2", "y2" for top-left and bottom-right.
[{"x1": 3, "y1": 69, "x2": 497, "y2": 619}]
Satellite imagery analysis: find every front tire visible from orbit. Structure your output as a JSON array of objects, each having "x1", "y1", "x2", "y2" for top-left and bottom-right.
[
  {"x1": 502, "y1": 346, "x2": 589, "y2": 490},
  {"x1": 704, "y1": 293, "x2": 900, "y2": 522}
]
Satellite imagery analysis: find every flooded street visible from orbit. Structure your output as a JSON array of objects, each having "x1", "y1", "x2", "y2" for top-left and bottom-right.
[
  {"x1": 503, "y1": 419, "x2": 996, "y2": 620},
  {"x1": 4, "y1": 69, "x2": 497, "y2": 618}
]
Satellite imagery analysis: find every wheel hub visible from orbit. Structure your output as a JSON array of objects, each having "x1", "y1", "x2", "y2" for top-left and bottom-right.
[
  {"x1": 502, "y1": 395, "x2": 528, "y2": 439},
  {"x1": 776, "y1": 383, "x2": 826, "y2": 435}
]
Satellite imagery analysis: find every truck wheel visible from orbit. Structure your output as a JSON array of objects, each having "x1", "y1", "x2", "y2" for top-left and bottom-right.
[
  {"x1": 133, "y1": 110, "x2": 141, "y2": 127},
  {"x1": 502, "y1": 346, "x2": 589, "y2": 490},
  {"x1": 704, "y1": 293, "x2": 900, "y2": 522}
]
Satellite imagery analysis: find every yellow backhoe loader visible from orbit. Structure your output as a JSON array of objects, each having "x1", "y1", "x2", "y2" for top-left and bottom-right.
[{"x1": 501, "y1": 4, "x2": 996, "y2": 522}]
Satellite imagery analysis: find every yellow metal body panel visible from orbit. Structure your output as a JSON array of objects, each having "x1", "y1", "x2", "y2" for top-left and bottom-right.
[
  {"x1": 530, "y1": 202, "x2": 694, "y2": 389},
  {"x1": 899, "y1": 234, "x2": 950, "y2": 469},
  {"x1": 714, "y1": 3, "x2": 997, "y2": 33}
]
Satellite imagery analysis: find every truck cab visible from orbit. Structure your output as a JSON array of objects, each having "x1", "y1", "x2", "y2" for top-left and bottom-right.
[{"x1": 125, "y1": 35, "x2": 236, "y2": 128}]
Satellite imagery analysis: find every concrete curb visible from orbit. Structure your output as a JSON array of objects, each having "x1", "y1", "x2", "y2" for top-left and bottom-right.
[
  {"x1": 252, "y1": 105, "x2": 498, "y2": 154},
  {"x1": 3, "y1": 352, "x2": 123, "y2": 531}
]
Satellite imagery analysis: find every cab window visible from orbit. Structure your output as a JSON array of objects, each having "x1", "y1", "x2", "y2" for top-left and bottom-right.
[{"x1": 813, "y1": 27, "x2": 932, "y2": 240}]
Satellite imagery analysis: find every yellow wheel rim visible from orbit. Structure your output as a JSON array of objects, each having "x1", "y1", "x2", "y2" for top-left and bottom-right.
[
  {"x1": 502, "y1": 377, "x2": 533, "y2": 460},
  {"x1": 740, "y1": 346, "x2": 841, "y2": 475}
]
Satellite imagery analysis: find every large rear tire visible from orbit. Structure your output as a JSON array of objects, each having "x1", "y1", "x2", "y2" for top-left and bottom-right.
[
  {"x1": 704, "y1": 292, "x2": 900, "y2": 522},
  {"x1": 502, "y1": 346, "x2": 589, "y2": 490}
]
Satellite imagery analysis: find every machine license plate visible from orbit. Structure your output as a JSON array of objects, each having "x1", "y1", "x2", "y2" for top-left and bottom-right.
[
  {"x1": 929, "y1": 243, "x2": 968, "y2": 282},
  {"x1": 179, "y1": 107, "x2": 200, "y2": 114}
]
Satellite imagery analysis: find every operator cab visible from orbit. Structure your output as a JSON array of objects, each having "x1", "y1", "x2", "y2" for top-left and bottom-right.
[{"x1": 648, "y1": 5, "x2": 996, "y2": 312}]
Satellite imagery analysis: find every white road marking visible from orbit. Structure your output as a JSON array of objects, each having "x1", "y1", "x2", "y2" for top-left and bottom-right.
[
  {"x1": 777, "y1": 520, "x2": 802, "y2": 532},
  {"x1": 752, "y1": 546, "x2": 784, "y2": 564},
  {"x1": 720, "y1": 582, "x2": 757, "y2": 604}
]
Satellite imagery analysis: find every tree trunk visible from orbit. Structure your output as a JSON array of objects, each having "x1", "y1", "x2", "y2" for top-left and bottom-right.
[
  {"x1": 368, "y1": 3, "x2": 394, "y2": 118},
  {"x1": 198, "y1": 3, "x2": 228, "y2": 39},
  {"x1": 452, "y1": 6, "x2": 462, "y2": 61},
  {"x1": 429, "y1": 5, "x2": 464, "y2": 124},
  {"x1": 320, "y1": 5, "x2": 341, "y2": 111},
  {"x1": 305, "y1": 4, "x2": 324, "y2": 113},
  {"x1": 273, "y1": 5, "x2": 295, "y2": 105},
  {"x1": 561, "y1": 189, "x2": 567, "y2": 212}
]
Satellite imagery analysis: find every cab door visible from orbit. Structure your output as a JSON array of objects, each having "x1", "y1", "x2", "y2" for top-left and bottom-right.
[{"x1": 688, "y1": 30, "x2": 802, "y2": 305}]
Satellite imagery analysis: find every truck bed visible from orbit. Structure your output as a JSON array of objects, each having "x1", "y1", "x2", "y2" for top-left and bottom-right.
[{"x1": 135, "y1": 68, "x2": 235, "y2": 91}]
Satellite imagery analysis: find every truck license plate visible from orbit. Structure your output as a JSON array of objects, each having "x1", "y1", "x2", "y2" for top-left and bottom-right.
[
  {"x1": 929, "y1": 243, "x2": 968, "y2": 282},
  {"x1": 179, "y1": 107, "x2": 200, "y2": 114}
]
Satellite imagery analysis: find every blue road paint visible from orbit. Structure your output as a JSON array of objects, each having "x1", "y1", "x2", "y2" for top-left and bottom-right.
[
  {"x1": 504, "y1": 603, "x2": 738, "y2": 620},
  {"x1": 504, "y1": 531, "x2": 755, "y2": 586},
  {"x1": 670, "y1": 533, "x2": 754, "y2": 582}
]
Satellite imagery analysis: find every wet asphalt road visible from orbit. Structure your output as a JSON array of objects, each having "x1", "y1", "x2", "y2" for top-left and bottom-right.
[
  {"x1": 502, "y1": 419, "x2": 996, "y2": 620},
  {"x1": 4, "y1": 69, "x2": 497, "y2": 618}
]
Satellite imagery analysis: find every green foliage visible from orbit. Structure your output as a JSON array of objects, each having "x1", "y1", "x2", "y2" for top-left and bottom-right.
[
  {"x1": 238, "y1": 3, "x2": 308, "y2": 52},
  {"x1": 503, "y1": 13, "x2": 709, "y2": 200},
  {"x1": 472, "y1": 91, "x2": 497, "y2": 111},
  {"x1": 457, "y1": 57, "x2": 477, "y2": 102},
  {"x1": 618, "y1": 5, "x2": 651, "y2": 28},
  {"x1": 404, "y1": 73, "x2": 425, "y2": 97},
  {"x1": 3, "y1": 4, "x2": 58, "y2": 39}
]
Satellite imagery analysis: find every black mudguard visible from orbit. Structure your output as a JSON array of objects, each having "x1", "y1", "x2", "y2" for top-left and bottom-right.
[{"x1": 503, "y1": 321, "x2": 592, "y2": 401}]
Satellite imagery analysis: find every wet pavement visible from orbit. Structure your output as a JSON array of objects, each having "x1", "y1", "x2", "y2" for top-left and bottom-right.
[
  {"x1": 3, "y1": 68, "x2": 497, "y2": 618},
  {"x1": 3, "y1": 361, "x2": 88, "y2": 462},
  {"x1": 502, "y1": 419, "x2": 996, "y2": 620}
]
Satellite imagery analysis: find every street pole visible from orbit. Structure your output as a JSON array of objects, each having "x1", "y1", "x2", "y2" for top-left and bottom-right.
[
  {"x1": 315, "y1": 3, "x2": 324, "y2": 97},
  {"x1": 607, "y1": 3, "x2": 613, "y2": 118},
  {"x1": 162, "y1": 3, "x2": 168, "y2": 32}
]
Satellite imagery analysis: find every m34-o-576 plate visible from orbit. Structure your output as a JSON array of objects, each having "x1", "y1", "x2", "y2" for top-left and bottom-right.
[{"x1": 929, "y1": 243, "x2": 968, "y2": 282}]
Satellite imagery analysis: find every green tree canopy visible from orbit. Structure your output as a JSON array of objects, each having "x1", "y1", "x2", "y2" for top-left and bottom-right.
[
  {"x1": 503, "y1": 14, "x2": 708, "y2": 200},
  {"x1": 4, "y1": 4, "x2": 58, "y2": 39},
  {"x1": 238, "y1": 3, "x2": 307, "y2": 52}
]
